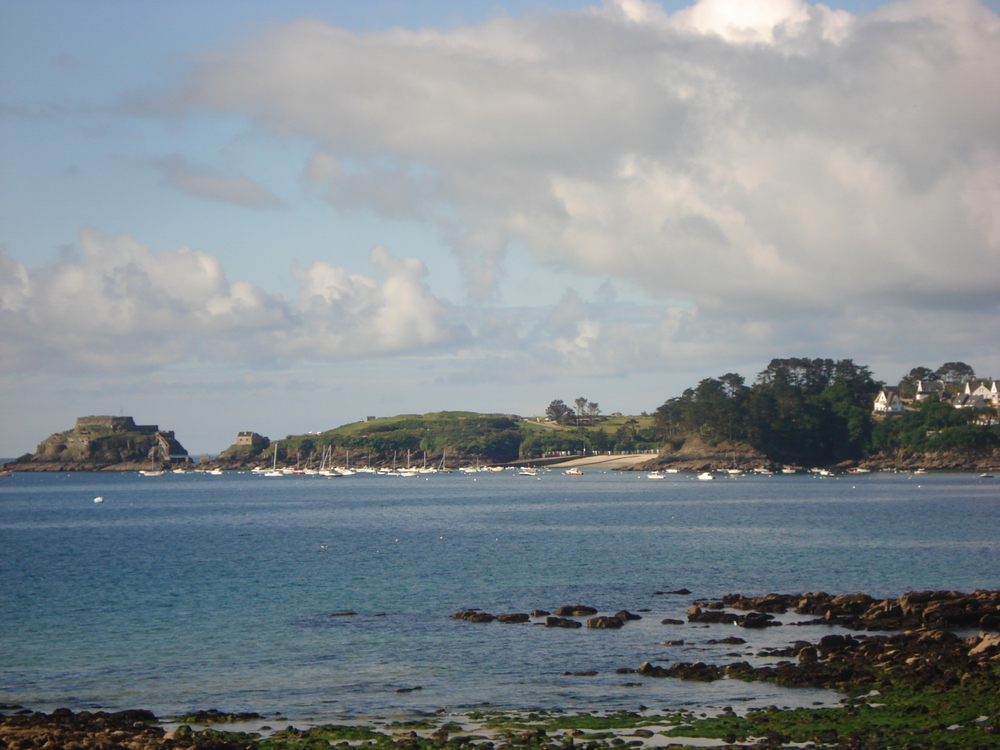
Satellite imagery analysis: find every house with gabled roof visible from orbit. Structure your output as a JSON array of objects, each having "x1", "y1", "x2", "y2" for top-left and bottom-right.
[
  {"x1": 953, "y1": 393, "x2": 986, "y2": 410},
  {"x1": 915, "y1": 380, "x2": 947, "y2": 401},
  {"x1": 873, "y1": 387, "x2": 906, "y2": 415},
  {"x1": 964, "y1": 380, "x2": 999, "y2": 407}
]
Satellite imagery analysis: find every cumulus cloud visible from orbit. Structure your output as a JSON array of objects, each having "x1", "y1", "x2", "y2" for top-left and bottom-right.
[
  {"x1": 158, "y1": 0, "x2": 999, "y2": 321},
  {"x1": 155, "y1": 153, "x2": 285, "y2": 208},
  {"x1": 286, "y1": 245, "x2": 458, "y2": 357},
  {"x1": 0, "y1": 228, "x2": 457, "y2": 372}
]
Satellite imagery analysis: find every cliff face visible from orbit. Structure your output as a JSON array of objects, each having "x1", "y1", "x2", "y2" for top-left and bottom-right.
[{"x1": 6, "y1": 415, "x2": 189, "y2": 471}]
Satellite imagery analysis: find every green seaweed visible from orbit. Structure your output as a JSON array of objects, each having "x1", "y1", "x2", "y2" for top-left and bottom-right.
[
  {"x1": 661, "y1": 677, "x2": 1000, "y2": 749},
  {"x1": 258, "y1": 724, "x2": 393, "y2": 750},
  {"x1": 385, "y1": 720, "x2": 438, "y2": 730}
]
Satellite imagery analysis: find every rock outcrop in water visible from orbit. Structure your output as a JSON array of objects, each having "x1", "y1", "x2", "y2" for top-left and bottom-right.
[
  {"x1": 698, "y1": 589, "x2": 1000, "y2": 632},
  {"x1": 4, "y1": 416, "x2": 190, "y2": 472}
]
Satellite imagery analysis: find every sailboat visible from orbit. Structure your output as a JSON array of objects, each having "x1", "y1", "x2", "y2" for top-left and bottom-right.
[
  {"x1": 320, "y1": 445, "x2": 342, "y2": 477},
  {"x1": 139, "y1": 451, "x2": 165, "y2": 477},
  {"x1": 264, "y1": 444, "x2": 283, "y2": 477},
  {"x1": 398, "y1": 449, "x2": 419, "y2": 477},
  {"x1": 338, "y1": 448, "x2": 355, "y2": 476}
]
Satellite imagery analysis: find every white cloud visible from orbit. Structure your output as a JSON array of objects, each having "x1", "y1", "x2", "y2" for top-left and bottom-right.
[
  {"x1": 669, "y1": 0, "x2": 813, "y2": 44},
  {"x1": 0, "y1": 228, "x2": 458, "y2": 372},
  {"x1": 287, "y1": 246, "x2": 458, "y2": 357},
  {"x1": 160, "y1": 0, "x2": 999, "y2": 324}
]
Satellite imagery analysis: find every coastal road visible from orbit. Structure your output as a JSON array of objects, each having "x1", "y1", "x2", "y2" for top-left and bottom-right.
[{"x1": 553, "y1": 454, "x2": 655, "y2": 470}]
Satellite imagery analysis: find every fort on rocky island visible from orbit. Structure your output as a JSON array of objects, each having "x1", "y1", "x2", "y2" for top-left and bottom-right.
[{"x1": 6, "y1": 415, "x2": 189, "y2": 471}]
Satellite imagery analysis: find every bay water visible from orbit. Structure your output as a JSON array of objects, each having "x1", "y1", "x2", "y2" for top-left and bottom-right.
[{"x1": 1, "y1": 470, "x2": 998, "y2": 722}]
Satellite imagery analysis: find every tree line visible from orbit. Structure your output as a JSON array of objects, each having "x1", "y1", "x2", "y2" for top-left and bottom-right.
[
  {"x1": 652, "y1": 357, "x2": 997, "y2": 466},
  {"x1": 545, "y1": 397, "x2": 601, "y2": 424}
]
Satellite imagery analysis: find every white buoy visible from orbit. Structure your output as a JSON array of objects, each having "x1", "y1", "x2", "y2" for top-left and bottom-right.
[{"x1": 93, "y1": 496, "x2": 104, "y2": 503}]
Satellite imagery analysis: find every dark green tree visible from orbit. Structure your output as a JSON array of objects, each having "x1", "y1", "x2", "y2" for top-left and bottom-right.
[
  {"x1": 935, "y1": 362, "x2": 976, "y2": 383},
  {"x1": 898, "y1": 366, "x2": 935, "y2": 398},
  {"x1": 545, "y1": 399, "x2": 573, "y2": 424}
]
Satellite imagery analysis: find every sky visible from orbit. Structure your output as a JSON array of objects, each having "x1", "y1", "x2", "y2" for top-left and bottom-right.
[{"x1": 1, "y1": 0, "x2": 999, "y2": 457}]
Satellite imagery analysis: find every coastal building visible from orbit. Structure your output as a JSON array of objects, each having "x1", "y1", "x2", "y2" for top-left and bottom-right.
[
  {"x1": 236, "y1": 431, "x2": 267, "y2": 447},
  {"x1": 915, "y1": 380, "x2": 947, "y2": 401},
  {"x1": 964, "y1": 380, "x2": 1000, "y2": 407},
  {"x1": 953, "y1": 393, "x2": 987, "y2": 410},
  {"x1": 873, "y1": 388, "x2": 905, "y2": 415}
]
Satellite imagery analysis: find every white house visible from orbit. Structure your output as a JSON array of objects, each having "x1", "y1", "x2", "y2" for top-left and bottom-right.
[
  {"x1": 964, "y1": 380, "x2": 999, "y2": 407},
  {"x1": 915, "y1": 380, "x2": 947, "y2": 401},
  {"x1": 953, "y1": 393, "x2": 987, "y2": 410},
  {"x1": 873, "y1": 388, "x2": 906, "y2": 415}
]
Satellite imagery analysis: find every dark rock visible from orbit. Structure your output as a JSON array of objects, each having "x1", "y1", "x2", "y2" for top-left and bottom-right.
[
  {"x1": 615, "y1": 610, "x2": 642, "y2": 621},
  {"x1": 638, "y1": 661, "x2": 668, "y2": 677},
  {"x1": 798, "y1": 646, "x2": 819, "y2": 663},
  {"x1": 738, "y1": 612, "x2": 777, "y2": 629},
  {"x1": 545, "y1": 616, "x2": 583, "y2": 628},
  {"x1": 660, "y1": 618, "x2": 684, "y2": 625},
  {"x1": 554, "y1": 605, "x2": 598, "y2": 617},
  {"x1": 686, "y1": 606, "x2": 740, "y2": 624},
  {"x1": 819, "y1": 634, "x2": 855, "y2": 654},
  {"x1": 496, "y1": 613, "x2": 530, "y2": 624},
  {"x1": 638, "y1": 660, "x2": 722, "y2": 681},
  {"x1": 530, "y1": 609, "x2": 551, "y2": 618},
  {"x1": 452, "y1": 609, "x2": 495, "y2": 623},
  {"x1": 587, "y1": 616, "x2": 624, "y2": 629},
  {"x1": 671, "y1": 662, "x2": 723, "y2": 681}
]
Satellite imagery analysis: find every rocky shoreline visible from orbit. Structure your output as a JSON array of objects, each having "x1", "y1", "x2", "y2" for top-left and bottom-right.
[
  {"x1": 5, "y1": 589, "x2": 999, "y2": 749},
  {"x1": 626, "y1": 437, "x2": 1000, "y2": 473},
  {"x1": 1, "y1": 459, "x2": 189, "y2": 472}
]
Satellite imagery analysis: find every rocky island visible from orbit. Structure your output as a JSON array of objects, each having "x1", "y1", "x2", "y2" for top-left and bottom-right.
[{"x1": 4, "y1": 416, "x2": 190, "y2": 472}]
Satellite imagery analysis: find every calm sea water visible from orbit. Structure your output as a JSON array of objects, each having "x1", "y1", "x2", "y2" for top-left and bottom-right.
[{"x1": 1, "y1": 470, "x2": 998, "y2": 722}]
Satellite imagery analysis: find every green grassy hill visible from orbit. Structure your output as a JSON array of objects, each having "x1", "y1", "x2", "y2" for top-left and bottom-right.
[
  {"x1": 279, "y1": 411, "x2": 524, "y2": 466},
  {"x1": 268, "y1": 410, "x2": 661, "y2": 467}
]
